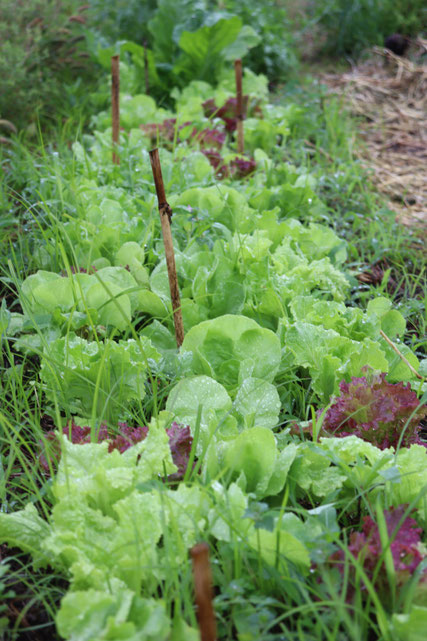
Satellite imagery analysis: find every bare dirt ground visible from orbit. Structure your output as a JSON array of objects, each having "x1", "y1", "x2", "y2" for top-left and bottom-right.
[{"x1": 319, "y1": 42, "x2": 427, "y2": 229}]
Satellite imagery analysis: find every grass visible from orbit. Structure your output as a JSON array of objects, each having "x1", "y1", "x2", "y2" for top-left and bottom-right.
[{"x1": 0, "y1": 59, "x2": 426, "y2": 640}]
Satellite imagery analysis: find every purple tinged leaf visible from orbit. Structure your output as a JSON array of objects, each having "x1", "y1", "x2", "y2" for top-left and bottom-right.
[
  {"x1": 38, "y1": 419, "x2": 193, "y2": 481},
  {"x1": 313, "y1": 372, "x2": 426, "y2": 450},
  {"x1": 165, "y1": 422, "x2": 194, "y2": 482},
  {"x1": 329, "y1": 505, "x2": 426, "y2": 598}
]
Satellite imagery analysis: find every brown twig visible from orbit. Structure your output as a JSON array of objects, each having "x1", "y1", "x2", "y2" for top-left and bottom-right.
[
  {"x1": 149, "y1": 149, "x2": 184, "y2": 348},
  {"x1": 380, "y1": 329, "x2": 424, "y2": 380},
  {"x1": 234, "y1": 59, "x2": 244, "y2": 154},
  {"x1": 191, "y1": 543, "x2": 217, "y2": 641},
  {"x1": 111, "y1": 55, "x2": 120, "y2": 165}
]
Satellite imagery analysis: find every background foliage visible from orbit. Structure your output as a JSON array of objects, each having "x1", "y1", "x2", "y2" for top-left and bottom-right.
[
  {"x1": 0, "y1": 0, "x2": 93, "y2": 130},
  {"x1": 310, "y1": 0, "x2": 426, "y2": 56}
]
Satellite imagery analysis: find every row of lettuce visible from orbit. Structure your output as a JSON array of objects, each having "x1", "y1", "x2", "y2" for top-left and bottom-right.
[{"x1": 1, "y1": 66, "x2": 427, "y2": 639}]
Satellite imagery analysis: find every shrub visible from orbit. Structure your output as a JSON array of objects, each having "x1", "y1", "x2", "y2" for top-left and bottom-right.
[
  {"x1": 312, "y1": 0, "x2": 426, "y2": 56},
  {"x1": 0, "y1": 0, "x2": 92, "y2": 130}
]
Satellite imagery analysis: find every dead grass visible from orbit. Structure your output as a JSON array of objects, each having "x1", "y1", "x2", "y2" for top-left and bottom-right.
[{"x1": 320, "y1": 39, "x2": 427, "y2": 228}]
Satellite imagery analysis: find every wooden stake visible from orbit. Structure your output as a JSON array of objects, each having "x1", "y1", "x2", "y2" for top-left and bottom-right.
[
  {"x1": 143, "y1": 40, "x2": 149, "y2": 95},
  {"x1": 190, "y1": 543, "x2": 217, "y2": 641},
  {"x1": 111, "y1": 55, "x2": 120, "y2": 165},
  {"x1": 234, "y1": 59, "x2": 244, "y2": 154},
  {"x1": 149, "y1": 148, "x2": 184, "y2": 348}
]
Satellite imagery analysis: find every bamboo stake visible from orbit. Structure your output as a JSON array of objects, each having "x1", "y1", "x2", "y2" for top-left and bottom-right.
[
  {"x1": 143, "y1": 40, "x2": 149, "y2": 95},
  {"x1": 380, "y1": 329, "x2": 424, "y2": 380},
  {"x1": 234, "y1": 59, "x2": 244, "y2": 154},
  {"x1": 149, "y1": 148, "x2": 184, "y2": 348},
  {"x1": 190, "y1": 543, "x2": 217, "y2": 641},
  {"x1": 111, "y1": 55, "x2": 120, "y2": 165}
]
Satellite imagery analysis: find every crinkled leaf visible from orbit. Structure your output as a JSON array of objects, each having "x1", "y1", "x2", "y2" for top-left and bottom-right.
[{"x1": 0, "y1": 504, "x2": 50, "y2": 569}]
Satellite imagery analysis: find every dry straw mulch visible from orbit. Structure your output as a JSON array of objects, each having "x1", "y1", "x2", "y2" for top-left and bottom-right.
[{"x1": 320, "y1": 40, "x2": 427, "y2": 228}]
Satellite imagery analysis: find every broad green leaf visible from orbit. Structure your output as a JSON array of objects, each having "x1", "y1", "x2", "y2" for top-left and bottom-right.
[
  {"x1": 265, "y1": 443, "x2": 298, "y2": 497},
  {"x1": 178, "y1": 16, "x2": 242, "y2": 74},
  {"x1": 392, "y1": 606, "x2": 427, "y2": 641},
  {"x1": 367, "y1": 296, "x2": 392, "y2": 318},
  {"x1": 392, "y1": 445, "x2": 427, "y2": 522},
  {"x1": 222, "y1": 25, "x2": 261, "y2": 60},
  {"x1": 166, "y1": 375, "x2": 233, "y2": 450},
  {"x1": 120, "y1": 94, "x2": 157, "y2": 129},
  {"x1": 208, "y1": 482, "x2": 249, "y2": 542},
  {"x1": 381, "y1": 309, "x2": 406, "y2": 338},
  {"x1": 137, "y1": 290, "x2": 170, "y2": 318},
  {"x1": 181, "y1": 315, "x2": 281, "y2": 392},
  {"x1": 233, "y1": 377, "x2": 280, "y2": 429},
  {"x1": 289, "y1": 443, "x2": 348, "y2": 497},
  {"x1": 85, "y1": 280, "x2": 131, "y2": 330},
  {"x1": 41, "y1": 334, "x2": 160, "y2": 421},
  {"x1": 382, "y1": 340, "x2": 420, "y2": 382},
  {"x1": 224, "y1": 427, "x2": 277, "y2": 497},
  {"x1": 0, "y1": 504, "x2": 50, "y2": 568},
  {"x1": 248, "y1": 525, "x2": 310, "y2": 571},
  {"x1": 285, "y1": 323, "x2": 343, "y2": 369}
]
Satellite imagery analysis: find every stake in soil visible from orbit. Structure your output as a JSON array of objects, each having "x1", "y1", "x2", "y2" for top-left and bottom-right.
[{"x1": 149, "y1": 148, "x2": 185, "y2": 348}]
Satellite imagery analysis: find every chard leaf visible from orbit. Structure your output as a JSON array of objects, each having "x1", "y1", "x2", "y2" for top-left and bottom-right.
[
  {"x1": 222, "y1": 25, "x2": 261, "y2": 60},
  {"x1": 177, "y1": 17, "x2": 242, "y2": 80}
]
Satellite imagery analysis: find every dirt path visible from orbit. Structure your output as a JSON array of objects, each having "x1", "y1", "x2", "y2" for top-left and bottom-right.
[{"x1": 320, "y1": 44, "x2": 426, "y2": 229}]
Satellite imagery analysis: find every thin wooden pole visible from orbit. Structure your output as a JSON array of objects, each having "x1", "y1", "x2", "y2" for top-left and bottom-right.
[
  {"x1": 143, "y1": 40, "x2": 149, "y2": 95},
  {"x1": 111, "y1": 55, "x2": 120, "y2": 165},
  {"x1": 149, "y1": 148, "x2": 184, "y2": 348},
  {"x1": 191, "y1": 543, "x2": 217, "y2": 641},
  {"x1": 234, "y1": 59, "x2": 244, "y2": 154}
]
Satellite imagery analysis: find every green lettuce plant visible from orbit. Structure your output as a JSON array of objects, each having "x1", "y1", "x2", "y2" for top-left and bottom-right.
[{"x1": 40, "y1": 333, "x2": 160, "y2": 422}]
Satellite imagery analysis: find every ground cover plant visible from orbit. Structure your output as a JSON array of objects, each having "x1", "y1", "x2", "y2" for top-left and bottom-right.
[
  {"x1": 306, "y1": 0, "x2": 426, "y2": 57},
  {"x1": 0, "y1": 0, "x2": 95, "y2": 132},
  {"x1": 0, "y1": 18, "x2": 426, "y2": 641}
]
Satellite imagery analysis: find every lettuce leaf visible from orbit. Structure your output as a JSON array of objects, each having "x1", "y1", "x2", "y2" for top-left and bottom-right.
[
  {"x1": 40, "y1": 334, "x2": 160, "y2": 420},
  {"x1": 180, "y1": 315, "x2": 281, "y2": 393},
  {"x1": 0, "y1": 504, "x2": 50, "y2": 569}
]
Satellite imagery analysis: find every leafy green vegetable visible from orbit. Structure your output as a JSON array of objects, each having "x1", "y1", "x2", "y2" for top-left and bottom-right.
[
  {"x1": 392, "y1": 606, "x2": 427, "y2": 641},
  {"x1": 0, "y1": 504, "x2": 50, "y2": 569},
  {"x1": 40, "y1": 334, "x2": 160, "y2": 421},
  {"x1": 180, "y1": 315, "x2": 281, "y2": 393}
]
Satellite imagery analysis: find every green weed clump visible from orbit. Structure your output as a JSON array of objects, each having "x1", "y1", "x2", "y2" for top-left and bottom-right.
[
  {"x1": 311, "y1": 0, "x2": 426, "y2": 56},
  {"x1": 0, "y1": 0, "x2": 93, "y2": 131}
]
